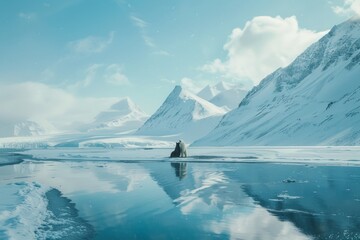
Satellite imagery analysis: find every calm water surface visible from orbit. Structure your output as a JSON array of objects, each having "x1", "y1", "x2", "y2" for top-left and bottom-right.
[{"x1": 0, "y1": 153, "x2": 360, "y2": 239}]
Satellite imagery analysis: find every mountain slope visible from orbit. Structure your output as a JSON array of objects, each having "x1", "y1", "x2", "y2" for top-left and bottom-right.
[
  {"x1": 209, "y1": 88, "x2": 248, "y2": 110},
  {"x1": 86, "y1": 97, "x2": 148, "y2": 133},
  {"x1": 193, "y1": 18, "x2": 360, "y2": 146},
  {"x1": 197, "y1": 85, "x2": 220, "y2": 101},
  {"x1": 137, "y1": 86, "x2": 226, "y2": 142},
  {"x1": 13, "y1": 120, "x2": 55, "y2": 137},
  {"x1": 198, "y1": 81, "x2": 248, "y2": 110},
  {"x1": 197, "y1": 81, "x2": 235, "y2": 101}
]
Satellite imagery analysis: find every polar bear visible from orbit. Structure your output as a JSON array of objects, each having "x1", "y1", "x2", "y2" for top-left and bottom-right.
[
  {"x1": 178, "y1": 140, "x2": 187, "y2": 158},
  {"x1": 170, "y1": 140, "x2": 187, "y2": 158},
  {"x1": 170, "y1": 142, "x2": 180, "y2": 158}
]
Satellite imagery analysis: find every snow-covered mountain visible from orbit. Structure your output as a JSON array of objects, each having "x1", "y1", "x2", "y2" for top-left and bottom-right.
[
  {"x1": 137, "y1": 85, "x2": 226, "y2": 142},
  {"x1": 209, "y1": 88, "x2": 248, "y2": 110},
  {"x1": 86, "y1": 97, "x2": 148, "y2": 133},
  {"x1": 193, "y1": 18, "x2": 360, "y2": 146},
  {"x1": 197, "y1": 81, "x2": 233, "y2": 101},
  {"x1": 13, "y1": 120, "x2": 54, "y2": 137},
  {"x1": 198, "y1": 81, "x2": 248, "y2": 110}
]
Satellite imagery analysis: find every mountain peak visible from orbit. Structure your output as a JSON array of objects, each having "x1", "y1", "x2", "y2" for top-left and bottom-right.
[
  {"x1": 173, "y1": 85, "x2": 182, "y2": 93},
  {"x1": 197, "y1": 81, "x2": 237, "y2": 101},
  {"x1": 137, "y1": 85, "x2": 226, "y2": 142},
  {"x1": 110, "y1": 97, "x2": 135, "y2": 111},
  {"x1": 87, "y1": 97, "x2": 148, "y2": 133}
]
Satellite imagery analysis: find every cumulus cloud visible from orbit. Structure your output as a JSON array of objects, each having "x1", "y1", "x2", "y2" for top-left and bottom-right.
[
  {"x1": 332, "y1": 0, "x2": 360, "y2": 16},
  {"x1": 68, "y1": 31, "x2": 115, "y2": 54},
  {"x1": 0, "y1": 82, "x2": 119, "y2": 135},
  {"x1": 200, "y1": 16, "x2": 328, "y2": 87}
]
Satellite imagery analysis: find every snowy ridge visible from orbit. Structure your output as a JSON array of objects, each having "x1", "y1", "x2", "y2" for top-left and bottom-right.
[
  {"x1": 194, "y1": 19, "x2": 360, "y2": 146},
  {"x1": 137, "y1": 85, "x2": 226, "y2": 142}
]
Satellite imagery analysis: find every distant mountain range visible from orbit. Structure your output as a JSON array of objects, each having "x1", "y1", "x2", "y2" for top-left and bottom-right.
[{"x1": 2, "y1": 19, "x2": 360, "y2": 147}]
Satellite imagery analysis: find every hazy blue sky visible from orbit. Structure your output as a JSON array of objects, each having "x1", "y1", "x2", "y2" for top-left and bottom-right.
[{"x1": 0, "y1": 0, "x2": 355, "y2": 129}]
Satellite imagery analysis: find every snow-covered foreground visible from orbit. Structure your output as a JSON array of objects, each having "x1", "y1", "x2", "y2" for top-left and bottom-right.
[
  {"x1": 22, "y1": 146, "x2": 360, "y2": 166},
  {"x1": 0, "y1": 149, "x2": 359, "y2": 240}
]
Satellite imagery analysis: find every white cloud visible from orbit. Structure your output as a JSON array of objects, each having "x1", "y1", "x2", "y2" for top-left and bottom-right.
[
  {"x1": 18, "y1": 12, "x2": 37, "y2": 21},
  {"x1": 332, "y1": 0, "x2": 360, "y2": 16},
  {"x1": 0, "y1": 82, "x2": 119, "y2": 134},
  {"x1": 160, "y1": 78, "x2": 176, "y2": 84},
  {"x1": 130, "y1": 15, "x2": 154, "y2": 48},
  {"x1": 73, "y1": 64, "x2": 103, "y2": 89},
  {"x1": 84, "y1": 64, "x2": 103, "y2": 86},
  {"x1": 200, "y1": 16, "x2": 328, "y2": 87},
  {"x1": 152, "y1": 50, "x2": 171, "y2": 56},
  {"x1": 68, "y1": 31, "x2": 115, "y2": 54},
  {"x1": 105, "y1": 64, "x2": 130, "y2": 86},
  {"x1": 180, "y1": 77, "x2": 207, "y2": 93},
  {"x1": 130, "y1": 15, "x2": 148, "y2": 29},
  {"x1": 130, "y1": 14, "x2": 170, "y2": 55},
  {"x1": 69, "y1": 64, "x2": 129, "y2": 89}
]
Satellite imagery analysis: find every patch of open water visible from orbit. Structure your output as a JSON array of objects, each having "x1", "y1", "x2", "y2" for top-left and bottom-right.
[{"x1": 0, "y1": 151, "x2": 359, "y2": 239}]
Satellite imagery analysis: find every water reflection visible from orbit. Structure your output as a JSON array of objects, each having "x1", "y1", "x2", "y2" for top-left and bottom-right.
[
  {"x1": 170, "y1": 162, "x2": 187, "y2": 180},
  {"x1": 1, "y1": 156, "x2": 360, "y2": 240},
  {"x1": 147, "y1": 163, "x2": 360, "y2": 240}
]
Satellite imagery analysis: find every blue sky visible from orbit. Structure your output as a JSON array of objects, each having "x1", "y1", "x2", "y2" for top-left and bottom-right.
[{"x1": 0, "y1": 0, "x2": 354, "y2": 129}]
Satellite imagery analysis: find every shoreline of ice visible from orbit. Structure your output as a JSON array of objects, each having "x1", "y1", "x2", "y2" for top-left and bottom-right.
[{"x1": 12, "y1": 146, "x2": 360, "y2": 166}]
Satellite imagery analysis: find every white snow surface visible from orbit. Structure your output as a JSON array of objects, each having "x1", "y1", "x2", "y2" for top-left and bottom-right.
[
  {"x1": 137, "y1": 85, "x2": 226, "y2": 142},
  {"x1": 22, "y1": 146, "x2": 360, "y2": 166},
  {"x1": 194, "y1": 19, "x2": 360, "y2": 146}
]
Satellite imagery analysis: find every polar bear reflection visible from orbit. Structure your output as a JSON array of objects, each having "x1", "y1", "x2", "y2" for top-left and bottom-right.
[{"x1": 171, "y1": 162, "x2": 187, "y2": 180}]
